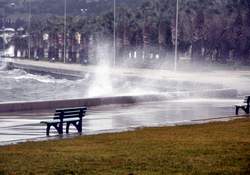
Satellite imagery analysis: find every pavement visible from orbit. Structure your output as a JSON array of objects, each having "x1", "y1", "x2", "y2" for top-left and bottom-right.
[{"x1": 0, "y1": 98, "x2": 242, "y2": 145}]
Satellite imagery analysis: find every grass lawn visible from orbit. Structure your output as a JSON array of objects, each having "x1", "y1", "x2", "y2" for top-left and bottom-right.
[{"x1": 0, "y1": 118, "x2": 250, "y2": 175}]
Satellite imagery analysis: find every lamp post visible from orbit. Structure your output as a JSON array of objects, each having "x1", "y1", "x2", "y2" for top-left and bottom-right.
[
  {"x1": 2, "y1": 8, "x2": 5, "y2": 57},
  {"x1": 174, "y1": 0, "x2": 179, "y2": 71},
  {"x1": 28, "y1": 0, "x2": 31, "y2": 59},
  {"x1": 113, "y1": 0, "x2": 116, "y2": 67},
  {"x1": 63, "y1": 0, "x2": 67, "y2": 63}
]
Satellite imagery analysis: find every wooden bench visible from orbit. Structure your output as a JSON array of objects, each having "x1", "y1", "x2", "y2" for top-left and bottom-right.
[
  {"x1": 235, "y1": 96, "x2": 250, "y2": 115},
  {"x1": 41, "y1": 107, "x2": 87, "y2": 136}
]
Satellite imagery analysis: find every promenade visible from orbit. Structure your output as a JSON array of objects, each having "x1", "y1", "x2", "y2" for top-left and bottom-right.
[{"x1": 0, "y1": 98, "x2": 240, "y2": 145}]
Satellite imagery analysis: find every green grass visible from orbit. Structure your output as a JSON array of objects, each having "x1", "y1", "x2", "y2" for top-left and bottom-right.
[{"x1": 0, "y1": 118, "x2": 250, "y2": 175}]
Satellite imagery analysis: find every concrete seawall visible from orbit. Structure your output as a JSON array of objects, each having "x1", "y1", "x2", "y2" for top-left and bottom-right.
[
  {"x1": 0, "y1": 96, "x2": 136, "y2": 112},
  {"x1": 0, "y1": 89, "x2": 237, "y2": 112},
  {"x1": 8, "y1": 61, "x2": 85, "y2": 79}
]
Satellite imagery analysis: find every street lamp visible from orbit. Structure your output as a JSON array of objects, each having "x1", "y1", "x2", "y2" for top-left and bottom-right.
[
  {"x1": 113, "y1": 0, "x2": 116, "y2": 67},
  {"x1": 64, "y1": 0, "x2": 67, "y2": 63},
  {"x1": 174, "y1": 0, "x2": 179, "y2": 71},
  {"x1": 28, "y1": 0, "x2": 31, "y2": 59},
  {"x1": 2, "y1": 8, "x2": 5, "y2": 57}
]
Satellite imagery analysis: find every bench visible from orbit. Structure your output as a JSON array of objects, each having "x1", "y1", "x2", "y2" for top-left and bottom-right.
[
  {"x1": 235, "y1": 96, "x2": 250, "y2": 115},
  {"x1": 41, "y1": 107, "x2": 87, "y2": 136}
]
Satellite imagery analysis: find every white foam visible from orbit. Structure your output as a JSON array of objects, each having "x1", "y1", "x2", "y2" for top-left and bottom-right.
[{"x1": 4, "y1": 69, "x2": 69, "y2": 84}]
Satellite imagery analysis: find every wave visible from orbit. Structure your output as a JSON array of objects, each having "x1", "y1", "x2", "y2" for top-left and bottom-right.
[
  {"x1": 2, "y1": 69, "x2": 72, "y2": 84},
  {"x1": 13, "y1": 74, "x2": 62, "y2": 83}
]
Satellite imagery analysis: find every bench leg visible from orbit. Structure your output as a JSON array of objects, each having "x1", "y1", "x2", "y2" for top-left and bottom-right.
[
  {"x1": 66, "y1": 122, "x2": 70, "y2": 134},
  {"x1": 46, "y1": 124, "x2": 51, "y2": 136},
  {"x1": 236, "y1": 107, "x2": 240, "y2": 115},
  {"x1": 78, "y1": 120, "x2": 82, "y2": 133},
  {"x1": 74, "y1": 121, "x2": 82, "y2": 133},
  {"x1": 236, "y1": 106, "x2": 249, "y2": 115},
  {"x1": 50, "y1": 123, "x2": 63, "y2": 135},
  {"x1": 246, "y1": 107, "x2": 249, "y2": 114},
  {"x1": 58, "y1": 122, "x2": 63, "y2": 135},
  {"x1": 242, "y1": 107, "x2": 248, "y2": 115},
  {"x1": 66, "y1": 121, "x2": 82, "y2": 134},
  {"x1": 66, "y1": 122, "x2": 76, "y2": 134},
  {"x1": 45, "y1": 123, "x2": 63, "y2": 136}
]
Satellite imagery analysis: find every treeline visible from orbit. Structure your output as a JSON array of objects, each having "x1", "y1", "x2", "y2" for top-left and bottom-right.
[
  {"x1": 4, "y1": 0, "x2": 250, "y2": 66},
  {"x1": 0, "y1": 0, "x2": 143, "y2": 16}
]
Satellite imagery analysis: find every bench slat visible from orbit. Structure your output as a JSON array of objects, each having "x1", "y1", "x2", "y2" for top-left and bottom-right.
[
  {"x1": 62, "y1": 117, "x2": 80, "y2": 122},
  {"x1": 235, "y1": 103, "x2": 247, "y2": 106},
  {"x1": 40, "y1": 119, "x2": 60, "y2": 124},
  {"x1": 54, "y1": 114, "x2": 84, "y2": 120},
  {"x1": 54, "y1": 111, "x2": 86, "y2": 116},
  {"x1": 56, "y1": 107, "x2": 87, "y2": 113},
  {"x1": 41, "y1": 117, "x2": 81, "y2": 124}
]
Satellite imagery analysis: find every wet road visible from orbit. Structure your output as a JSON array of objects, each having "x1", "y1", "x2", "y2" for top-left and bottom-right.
[{"x1": 0, "y1": 98, "x2": 241, "y2": 145}]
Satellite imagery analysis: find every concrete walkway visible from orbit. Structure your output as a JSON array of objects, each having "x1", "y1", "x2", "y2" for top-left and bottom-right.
[{"x1": 0, "y1": 98, "x2": 241, "y2": 145}]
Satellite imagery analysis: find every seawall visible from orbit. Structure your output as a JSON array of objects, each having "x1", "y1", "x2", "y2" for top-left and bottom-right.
[
  {"x1": 0, "y1": 89, "x2": 237, "y2": 112},
  {"x1": 7, "y1": 60, "x2": 86, "y2": 79}
]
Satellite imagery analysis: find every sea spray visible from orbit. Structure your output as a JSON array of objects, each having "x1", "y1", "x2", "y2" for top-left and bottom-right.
[{"x1": 87, "y1": 41, "x2": 114, "y2": 97}]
